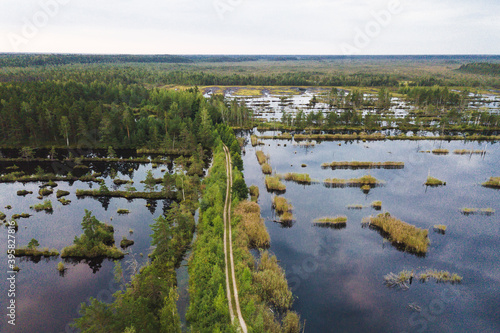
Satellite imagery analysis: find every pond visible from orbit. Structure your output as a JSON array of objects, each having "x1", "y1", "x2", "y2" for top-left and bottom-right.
[
  {"x1": 241, "y1": 131, "x2": 499, "y2": 332},
  {"x1": 0, "y1": 154, "x2": 186, "y2": 333}
]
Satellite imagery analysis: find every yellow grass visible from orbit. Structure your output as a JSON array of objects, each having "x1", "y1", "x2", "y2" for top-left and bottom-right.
[
  {"x1": 256, "y1": 151, "x2": 268, "y2": 165},
  {"x1": 234, "y1": 201, "x2": 270, "y2": 248},
  {"x1": 265, "y1": 176, "x2": 286, "y2": 191}
]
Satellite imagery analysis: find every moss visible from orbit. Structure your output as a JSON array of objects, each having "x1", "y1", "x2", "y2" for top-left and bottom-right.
[
  {"x1": 56, "y1": 190, "x2": 70, "y2": 198},
  {"x1": 365, "y1": 212, "x2": 429, "y2": 255},
  {"x1": 265, "y1": 176, "x2": 286, "y2": 192},
  {"x1": 425, "y1": 176, "x2": 446, "y2": 186},
  {"x1": 117, "y1": 209, "x2": 130, "y2": 215},
  {"x1": 482, "y1": 177, "x2": 500, "y2": 189},
  {"x1": 321, "y1": 161, "x2": 404, "y2": 170},
  {"x1": 16, "y1": 190, "x2": 33, "y2": 196},
  {"x1": 120, "y1": 237, "x2": 135, "y2": 248},
  {"x1": 30, "y1": 200, "x2": 53, "y2": 212}
]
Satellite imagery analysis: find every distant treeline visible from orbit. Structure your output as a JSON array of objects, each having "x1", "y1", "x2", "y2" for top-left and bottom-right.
[{"x1": 458, "y1": 63, "x2": 500, "y2": 76}]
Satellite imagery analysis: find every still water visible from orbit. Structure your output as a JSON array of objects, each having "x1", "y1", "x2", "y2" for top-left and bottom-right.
[{"x1": 241, "y1": 132, "x2": 499, "y2": 332}]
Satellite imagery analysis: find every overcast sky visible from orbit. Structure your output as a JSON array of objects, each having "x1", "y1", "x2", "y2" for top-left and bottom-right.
[{"x1": 1, "y1": 0, "x2": 499, "y2": 55}]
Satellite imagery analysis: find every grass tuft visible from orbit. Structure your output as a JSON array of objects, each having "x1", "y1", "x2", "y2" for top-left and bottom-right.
[
  {"x1": 313, "y1": 216, "x2": 347, "y2": 228},
  {"x1": 30, "y1": 200, "x2": 53, "y2": 212},
  {"x1": 256, "y1": 151, "x2": 268, "y2": 165},
  {"x1": 482, "y1": 177, "x2": 500, "y2": 189},
  {"x1": 265, "y1": 176, "x2": 286, "y2": 192},
  {"x1": 425, "y1": 176, "x2": 445, "y2": 186}
]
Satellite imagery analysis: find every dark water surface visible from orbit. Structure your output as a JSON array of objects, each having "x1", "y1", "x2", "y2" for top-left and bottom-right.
[
  {"x1": 241, "y1": 133, "x2": 499, "y2": 333},
  {"x1": 0, "y1": 162, "x2": 175, "y2": 333}
]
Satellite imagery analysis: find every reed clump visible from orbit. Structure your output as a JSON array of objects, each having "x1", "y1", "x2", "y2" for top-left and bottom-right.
[
  {"x1": 371, "y1": 201, "x2": 382, "y2": 210},
  {"x1": 313, "y1": 216, "x2": 347, "y2": 228},
  {"x1": 120, "y1": 237, "x2": 134, "y2": 248},
  {"x1": 16, "y1": 190, "x2": 33, "y2": 196},
  {"x1": 38, "y1": 188, "x2": 53, "y2": 197},
  {"x1": 265, "y1": 176, "x2": 286, "y2": 192},
  {"x1": 434, "y1": 225, "x2": 447, "y2": 234},
  {"x1": 58, "y1": 198, "x2": 71, "y2": 205},
  {"x1": 56, "y1": 190, "x2": 70, "y2": 198},
  {"x1": 453, "y1": 149, "x2": 486, "y2": 155},
  {"x1": 321, "y1": 161, "x2": 404, "y2": 170},
  {"x1": 249, "y1": 185, "x2": 259, "y2": 202},
  {"x1": 280, "y1": 173, "x2": 312, "y2": 185},
  {"x1": 272, "y1": 196, "x2": 293, "y2": 215},
  {"x1": 482, "y1": 177, "x2": 500, "y2": 189},
  {"x1": 425, "y1": 176, "x2": 446, "y2": 186},
  {"x1": 234, "y1": 200, "x2": 270, "y2": 248},
  {"x1": 384, "y1": 269, "x2": 462, "y2": 290},
  {"x1": 256, "y1": 150, "x2": 268, "y2": 165},
  {"x1": 324, "y1": 175, "x2": 382, "y2": 188},
  {"x1": 432, "y1": 149, "x2": 449, "y2": 155},
  {"x1": 117, "y1": 209, "x2": 130, "y2": 215},
  {"x1": 460, "y1": 207, "x2": 495, "y2": 216},
  {"x1": 30, "y1": 200, "x2": 53, "y2": 212},
  {"x1": 365, "y1": 212, "x2": 429, "y2": 254},
  {"x1": 12, "y1": 213, "x2": 31, "y2": 219},
  {"x1": 251, "y1": 135, "x2": 264, "y2": 146},
  {"x1": 261, "y1": 163, "x2": 272, "y2": 175},
  {"x1": 57, "y1": 262, "x2": 65, "y2": 272}
]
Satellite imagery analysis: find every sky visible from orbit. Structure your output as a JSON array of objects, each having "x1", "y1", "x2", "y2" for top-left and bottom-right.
[{"x1": 0, "y1": 0, "x2": 499, "y2": 55}]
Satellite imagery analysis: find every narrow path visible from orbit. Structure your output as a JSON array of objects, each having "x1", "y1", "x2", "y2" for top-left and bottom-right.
[{"x1": 223, "y1": 144, "x2": 248, "y2": 333}]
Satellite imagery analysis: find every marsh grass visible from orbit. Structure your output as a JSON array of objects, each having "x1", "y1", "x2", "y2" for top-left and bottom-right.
[
  {"x1": 256, "y1": 151, "x2": 268, "y2": 165},
  {"x1": 272, "y1": 196, "x2": 292, "y2": 215},
  {"x1": 433, "y1": 225, "x2": 447, "y2": 234},
  {"x1": 365, "y1": 212, "x2": 429, "y2": 255},
  {"x1": 432, "y1": 149, "x2": 449, "y2": 155},
  {"x1": 120, "y1": 237, "x2": 134, "y2": 248},
  {"x1": 57, "y1": 262, "x2": 65, "y2": 272},
  {"x1": 313, "y1": 216, "x2": 347, "y2": 228},
  {"x1": 38, "y1": 188, "x2": 53, "y2": 197},
  {"x1": 117, "y1": 209, "x2": 130, "y2": 215},
  {"x1": 234, "y1": 200, "x2": 270, "y2": 249},
  {"x1": 251, "y1": 135, "x2": 264, "y2": 146},
  {"x1": 371, "y1": 201, "x2": 382, "y2": 210},
  {"x1": 460, "y1": 207, "x2": 495, "y2": 216},
  {"x1": 16, "y1": 190, "x2": 33, "y2": 196},
  {"x1": 482, "y1": 177, "x2": 500, "y2": 189},
  {"x1": 279, "y1": 211, "x2": 294, "y2": 224},
  {"x1": 12, "y1": 213, "x2": 31, "y2": 220},
  {"x1": 425, "y1": 176, "x2": 446, "y2": 186},
  {"x1": 384, "y1": 269, "x2": 462, "y2": 290},
  {"x1": 14, "y1": 247, "x2": 59, "y2": 257},
  {"x1": 321, "y1": 161, "x2": 404, "y2": 170},
  {"x1": 279, "y1": 173, "x2": 312, "y2": 185},
  {"x1": 265, "y1": 176, "x2": 286, "y2": 192},
  {"x1": 56, "y1": 190, "x2": 70, "y2": 198},
  {"x1": 30, "y1": 200, "x2": 53, "y2": 212},
  {"x1": 249, "y1": 185, "x2": 260, "y2": 202},
  {"x1": 453, "y1": 149, "x2": 486, "y2": 155},
  {"x1": 0, "y1": 211, "x2": 6, "y2": 220},
  {"x1": 323, "y1": 175, "x2": 382, "y2": 188},
  {"x1": 261, "y1": 163, "x2": 272, "y2": 175},
  {"x1": 58, "y1": 198, "x2": 71, "y2": 205}
]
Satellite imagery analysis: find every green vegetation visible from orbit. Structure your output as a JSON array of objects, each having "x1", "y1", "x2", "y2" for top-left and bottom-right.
[
  {"x1": 313, "y1": 216, "x2": 348, "y2": 228},
  {"x1": 58, "y1": 198, "x2": 71, "y2": 205},
  {"x1": 0, "y1": 211, "x2": 5, "y2": 220},
  {"x1": 261, "y1": 163, "x2": 272, "y2": 174},
  {"x1": 425, "y1": 176, "x2": 446, "y2": 186},
  {"x1": 279, "y1": 173, "x2": 312, "y2": 185},
  {"x1": 249, "y1": 185, "x2": 260, "y2": 202},
  {"x1": 16, "y1": 190, "x2": 33, "y2": 196},
  {"x1": 457, "y1": 62, "x2": 500, "y2": 75},
  {"x1": 117, "y1": 209, "x2": 130, "y2": 215},
  {"x1": 453, "y1": 149, "x2": 486, "y2": 155},
  {"x1": 460, "y1": 207, "x2": 495, "y2": 216},
  {"x1": 434, "y1": 225, "x2": 447, "y2": 234},
  {"x1": 432, "y1": 149, "x2": 449, "y2": 155},
  {"x1": 256, "y1": 150, "x2": 268, "y2": 165},
  {"x1": 30, "y1": 200, "x2": 53, "y2": 212},
  {"x1": 273, "y1": 196, "x2": 293, "y2": 215},
  {"x1": 56, "y1": 190, "x2": 70, "y2": 198},
  {"x1": 57, "y1": 262, "x2": 66, "y2": 272},
  {"x1": 113, "y1": 179, "x2": 133, "y2": 185},
  {"x1": 12, "y1": 213, "x2": 31, "y2": 220},
  {"x1": 234, "y1": 201, "x2": 270, "y2": 249},
  {"x1": 321, "y1": 161, "x2": 404, "y2": 169},
  {"x1": 120, "y1": 237, "x2": 134, "y2": 248},
  {"x1": 14, "y1": 239, "x2": 59, "y2": 257},
  {"x1": 38, "y1": 188, "x2": 53, "y2": 197},
  {"x1": 324, "y1": 175, "x2": 382, "y2": 188},
  {"x1": 265, "y1": 176, "x2": 287, "y2": 192},
  {"x1": 0, "y1": 172, "x2": 103, "y2": 184},
  {"x1": 251, "y1": 135, "x2": 264, "y2": 146},
  {"x1": 482, "y1": 177, "x2": 500, "y2": 189},
  {"x1": 385, "y1": 269, "x2": 462, "y2": 290},
  {"x1": 371, "y1": 201, "x2": 383, "y2": 210},
  {"x1": 61, "y1": 210, "x2": 124, "y2": 259},
  {"x1": 76, "y1": 189, "x2": 173, "y2": 200},
  {"x1": 364, "y1": 212, "x2": 430, "y2": 255}
]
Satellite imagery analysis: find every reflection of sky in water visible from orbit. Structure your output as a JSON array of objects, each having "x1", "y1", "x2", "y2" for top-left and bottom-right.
[
  {"x1": 241, "y1": 135, "x2": 499, "y2": 332},
  {"x1": 0, "y1": 163, "x2": 176, "y2": 333}
]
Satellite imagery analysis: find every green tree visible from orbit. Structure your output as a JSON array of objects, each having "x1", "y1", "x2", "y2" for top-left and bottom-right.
[
  {"x1": 60, "y1": 116, "x2": 71, "y2": 147},
  {"x1": 27, "y1": 238, "x2": 39, "y2": 250},
  {"x1": 159, "y1": 288, "x2": 182, "y2": 333},
  {"x1": 232, "y1": 178, "x2": 248, "y2": 201}
]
